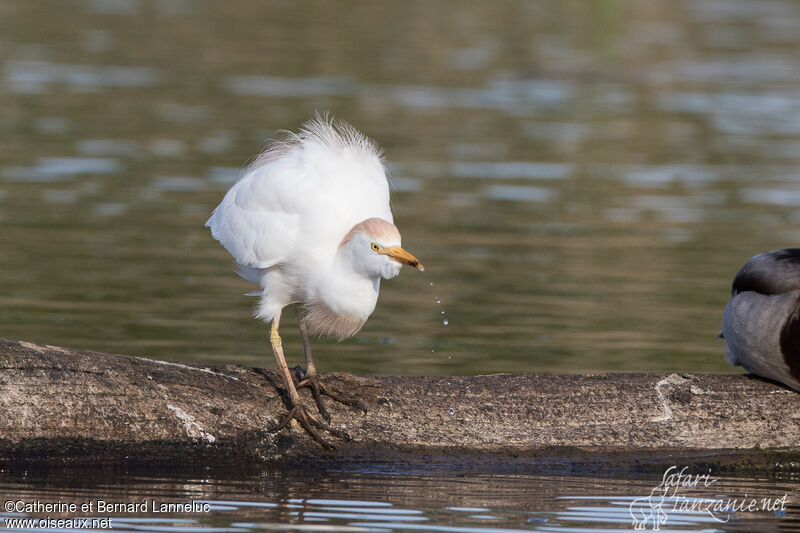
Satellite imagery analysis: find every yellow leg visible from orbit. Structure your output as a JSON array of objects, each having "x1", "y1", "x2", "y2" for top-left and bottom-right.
[
  {"x1": 268, "y1": 309, "x2": 352, "y2": 449},
  {"x1": 295, "y1": 305, "x2": 317, "y2": 376},
  {"x1": 269, "y1": 312, "x2": 300, "y2": 405}
]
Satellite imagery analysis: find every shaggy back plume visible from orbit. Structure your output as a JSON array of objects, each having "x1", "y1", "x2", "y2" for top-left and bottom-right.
[{"x1": 250, "y1": 112, "x2": 383, "y2": 170}]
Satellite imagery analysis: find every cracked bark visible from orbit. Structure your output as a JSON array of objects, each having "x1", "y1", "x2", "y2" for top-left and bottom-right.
[{"x1": 0, "y1": 338, "x2": 798, "y2": 466}]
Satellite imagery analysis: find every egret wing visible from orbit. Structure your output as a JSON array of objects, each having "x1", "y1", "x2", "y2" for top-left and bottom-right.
[{"x1": 205, "y1": 164, "x2": 302, "y2": 269}]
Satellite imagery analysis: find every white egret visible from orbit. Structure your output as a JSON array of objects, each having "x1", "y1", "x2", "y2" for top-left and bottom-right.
[
  {"x1": 720, "y1": 248, "x2": 800, "y2": 392},
  {"x1": 206, "y1": 115, "x2": 424, "y2": 447}
]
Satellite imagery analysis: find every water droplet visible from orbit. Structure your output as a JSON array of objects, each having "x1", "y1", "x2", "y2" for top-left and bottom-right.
[
  {"x1": 443, "y1": 319, "x2": 449, "y2": 326},
  {"x1": 448, "y1": 407, "x2": 454, "y2": 416}
]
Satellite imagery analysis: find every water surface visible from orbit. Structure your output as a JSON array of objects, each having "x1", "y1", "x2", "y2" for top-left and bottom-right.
[
  {"x1": 3, "y1": 1, "x2": 800, "y2": 375},
  {"x1": 0, "y1": 462, "x2": 797, "y2": 532}
]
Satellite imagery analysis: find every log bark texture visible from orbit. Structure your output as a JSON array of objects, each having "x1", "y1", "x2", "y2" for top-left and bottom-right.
[{"x1": 0, "y1": 338, "x2": 798, "y2": 464}]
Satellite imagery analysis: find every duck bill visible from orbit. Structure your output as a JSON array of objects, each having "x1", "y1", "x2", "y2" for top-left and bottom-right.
[{"x1": 384, "y1": 246, "x2": 424, "y2": 271}]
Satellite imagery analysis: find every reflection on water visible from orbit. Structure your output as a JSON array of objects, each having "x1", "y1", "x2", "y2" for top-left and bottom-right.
[
  {"x1": 2, "y1": 0, "x2": 800, "y2": 377},
  {"x1": 5, "y1": 60, "x2": 160, "y2": 92},
  {"x1": 2, "y1": 157, "x2": 121, "y2": 182},
  {"x1": 0, "y1": 464, "x2": 796, "y2": 532}
]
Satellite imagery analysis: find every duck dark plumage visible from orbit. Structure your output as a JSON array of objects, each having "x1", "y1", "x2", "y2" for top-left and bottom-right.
[{"x1": 721, "y1": 249, "x2": 800, "y2": 391}]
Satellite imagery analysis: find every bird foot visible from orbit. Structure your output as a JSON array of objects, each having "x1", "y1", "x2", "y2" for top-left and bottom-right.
[
  {"x1": 272, "y1": 402, "x2": 353, "y2": 450},
  {"x1": 294, "y1": 365, "x2": 368, "y2": 422}
]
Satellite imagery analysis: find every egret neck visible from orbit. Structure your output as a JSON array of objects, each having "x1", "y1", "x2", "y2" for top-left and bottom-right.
[{"x1": 303, "y1": 250, "x2": 380, "y2": 341}]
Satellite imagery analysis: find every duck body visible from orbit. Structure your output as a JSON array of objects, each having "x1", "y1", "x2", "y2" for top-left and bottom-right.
[{"x1": 721, "y1": 248, "x2": 800, "y2": 391}]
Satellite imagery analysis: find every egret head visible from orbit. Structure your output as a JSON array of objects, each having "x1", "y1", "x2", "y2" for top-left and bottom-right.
[{"x1": 339, "y1": 218, "x2": 424, "y2": 280}]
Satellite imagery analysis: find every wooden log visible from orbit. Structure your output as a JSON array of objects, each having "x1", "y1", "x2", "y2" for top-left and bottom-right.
[{"x1": 0, "y1": 337, "x2": 797, "y2": 466}]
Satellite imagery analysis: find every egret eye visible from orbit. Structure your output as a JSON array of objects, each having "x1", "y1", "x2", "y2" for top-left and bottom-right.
[{"x1": 371, "y1": 243, "x2": 381, "y2": 252}]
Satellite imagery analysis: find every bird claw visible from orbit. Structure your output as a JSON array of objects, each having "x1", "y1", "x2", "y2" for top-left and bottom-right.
[
  {"x1": 272, "y1": 403, "x2": 352, "y2": 449},
  {"x1": 293, "y1": 366, "x2": 368, "y2": 422}
]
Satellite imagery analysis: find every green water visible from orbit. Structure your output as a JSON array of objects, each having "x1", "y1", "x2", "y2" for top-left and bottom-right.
[{"x1": 2, "y1": 0, "x2": 799, "y2": 376}]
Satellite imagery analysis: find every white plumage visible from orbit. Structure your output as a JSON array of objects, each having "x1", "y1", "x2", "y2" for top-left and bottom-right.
[
  {"x1": 206, "y1": 116, "x2": 422, "y2": 342},
  {"x1": 207, "y1": 118, "x2": 390, "y2": 271}
]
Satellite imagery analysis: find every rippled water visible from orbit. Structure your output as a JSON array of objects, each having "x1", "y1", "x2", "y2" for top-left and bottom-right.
[
  {"x1": 3, "y1": 0, "x2": 800, "y2": 375},
  {"x1": 0, "y1": 463, "x2": 798, "y2": 533}
]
